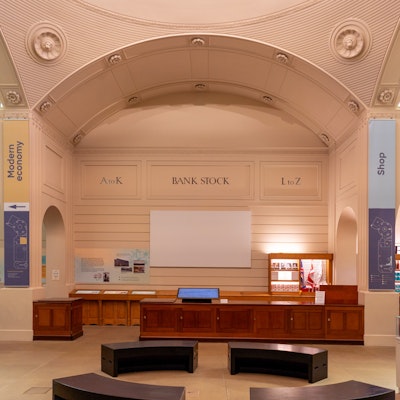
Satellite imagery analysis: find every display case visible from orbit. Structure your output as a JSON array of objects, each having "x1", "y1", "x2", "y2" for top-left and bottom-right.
[{"x1": 268, "y1": 253, "x2": 333, "y2": 295}]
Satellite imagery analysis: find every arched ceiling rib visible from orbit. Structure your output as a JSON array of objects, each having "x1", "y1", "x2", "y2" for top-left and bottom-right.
[
  {"x1": 1, "y1": 0, "x2": 400, "y2": 148},
  {"x1": 36, "y1": 34, "x2": 362, "y2": 147}
]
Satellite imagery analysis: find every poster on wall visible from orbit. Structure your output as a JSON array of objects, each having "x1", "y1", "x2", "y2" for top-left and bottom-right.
[{"x1": 75, "y1": 248, "x2": 150, "y2": 284}]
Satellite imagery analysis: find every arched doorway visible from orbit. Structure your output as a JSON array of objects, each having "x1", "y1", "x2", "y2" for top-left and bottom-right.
[
  {"x1": 42, "y1": 206, "x2": 67, "y2": 298},
  {"x1": 335, "y1": 207, "x2": 357, "y2": 284}
]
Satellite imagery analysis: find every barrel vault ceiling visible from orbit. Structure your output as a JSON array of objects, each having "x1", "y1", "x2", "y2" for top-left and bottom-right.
[{"x1": 0, "y1": 0, "x2": 400, "y2": 149}]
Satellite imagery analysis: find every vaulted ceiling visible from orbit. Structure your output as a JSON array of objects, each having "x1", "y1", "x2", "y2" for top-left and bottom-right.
[{"x1": 1, "y1": 0, "x2": 400, "y2": 149}]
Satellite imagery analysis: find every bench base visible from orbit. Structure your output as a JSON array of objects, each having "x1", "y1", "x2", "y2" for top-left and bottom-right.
[
  {"x1": 250, "y1": 380, "x2": 395, "y2": 400},
  {"x1": 229, "y1": 341, "x2": 327, "y2": 383},
  {"x1": 101, "y1": 340, "x2": 198, "y2": 377}
]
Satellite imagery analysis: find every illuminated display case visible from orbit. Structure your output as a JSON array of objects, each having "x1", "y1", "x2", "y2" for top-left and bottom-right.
[
  {"x1": 395, "y1": 254, "x2": 400, "y2": 292},
  {"x1": 268, "y1": 253, "x2": 333, "y2": 295}
]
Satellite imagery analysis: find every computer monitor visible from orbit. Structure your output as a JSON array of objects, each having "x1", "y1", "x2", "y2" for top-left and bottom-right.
[{"x1": 177, "y1": 287, "x2": 220, "y2": 303}]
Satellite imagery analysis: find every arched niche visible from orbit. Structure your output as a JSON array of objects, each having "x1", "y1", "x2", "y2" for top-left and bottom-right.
[
  {"x1": 42, "y1": 206, "x2": 67, "y2": 298},
  {"x1": 335, "y1": 207, "x2": 357, "y2": 284}
]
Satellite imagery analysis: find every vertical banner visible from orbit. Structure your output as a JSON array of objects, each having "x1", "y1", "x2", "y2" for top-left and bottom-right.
[
  {"x1": 368, "y1": 119, "x2": 396, "y2": 290},
  {"x1": 3, "y1": 120, "x2": 30, "y2": 287}
]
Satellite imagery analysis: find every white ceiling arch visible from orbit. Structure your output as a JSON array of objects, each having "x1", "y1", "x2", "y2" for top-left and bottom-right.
[
  {"x1": 78, "y1": 0, "x2": 318, "y2": 25},
  {"x1": 35, "y1": 33, "x2": 364, "y2": 147}
]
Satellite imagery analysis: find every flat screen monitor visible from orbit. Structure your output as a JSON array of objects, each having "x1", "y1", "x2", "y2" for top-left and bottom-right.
[{"x1": 177, "y1": 287, "x2": 220, "y2": 303}]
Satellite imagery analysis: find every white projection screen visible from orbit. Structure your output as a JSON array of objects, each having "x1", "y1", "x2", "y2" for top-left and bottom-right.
[{"x1": 150, "y1": 210, "x2": 251, "y2": 268}]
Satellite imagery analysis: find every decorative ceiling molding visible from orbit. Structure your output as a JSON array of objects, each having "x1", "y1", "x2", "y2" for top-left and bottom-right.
[
  {"x1": 25, "y1": 21, "x2": 68, "y2": 64},
  {"x1": 375, "y1": 87, "x2": 398, "y2": 106},
  {"x1": 0, "y1": 87, "x2": 26, "y2": 107},
  {"x1": 330, "y1": 19, "x2": 371, "y2": 63}
]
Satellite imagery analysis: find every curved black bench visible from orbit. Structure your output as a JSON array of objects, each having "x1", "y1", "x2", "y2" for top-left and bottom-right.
[
  {"x1": 228, "y1": 341, "x2": 327, "y2": 383},
  {"x1": 250, "y1": 380, "x2": 395, "y2": 400},
  {"x1": 101, "y1": 340, "x2": 198, "y2": 377},
  {"x1": 53, "y1": 372, "x2": 185, "y2": 400}
]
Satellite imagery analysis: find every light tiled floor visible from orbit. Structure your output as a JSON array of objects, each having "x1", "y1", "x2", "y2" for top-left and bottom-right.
[{"x1": 0, "y1": 325, "x2": 397, "y2": 400}]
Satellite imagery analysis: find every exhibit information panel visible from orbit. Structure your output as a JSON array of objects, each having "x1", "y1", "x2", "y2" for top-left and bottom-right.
[
  {"x1": 368, "y1": 119, "x2": 395, "y2": 290},
  {"x1": 3, "y1": 120, "x2": 30, "y2": 287}
]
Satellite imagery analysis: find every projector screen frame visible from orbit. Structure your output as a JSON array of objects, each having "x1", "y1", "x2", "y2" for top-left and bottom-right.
[{"x1": 150, "y1": 210, "x2": 252, "y2": 268}]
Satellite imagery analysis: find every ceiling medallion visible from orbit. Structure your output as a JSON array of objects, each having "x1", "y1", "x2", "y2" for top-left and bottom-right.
[
  {"x1": 378, "y1": 88, "x2": 395, "y2": 105},
  {"x1": 26, "y1": 21, "x2": 67, "y2": 64},
  {"x1": 6, "y1": 91, "x2": 22, "y2": 105},
  {"x1": 330, "y1": 19, "x2": 371, "y2": 62}
]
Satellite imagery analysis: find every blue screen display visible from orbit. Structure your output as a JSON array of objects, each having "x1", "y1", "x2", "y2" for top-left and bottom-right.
[{"x1": 177, "y1": 287, "x2": 220, "y2": 299}]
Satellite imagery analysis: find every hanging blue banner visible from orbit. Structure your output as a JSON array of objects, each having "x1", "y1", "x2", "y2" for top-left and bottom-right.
[{"x1": 368, "y1": 119, "x2": 396, "y2": 290}]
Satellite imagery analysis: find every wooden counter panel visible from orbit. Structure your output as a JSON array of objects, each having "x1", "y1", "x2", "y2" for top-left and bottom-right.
[{"x1": 140, "y1": 301, "x2": 363, "y2": 343}]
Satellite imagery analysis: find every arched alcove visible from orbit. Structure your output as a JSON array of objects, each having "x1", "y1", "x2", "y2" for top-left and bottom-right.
[
  {"x1": 42, "y1": 206, "x2": 67, "y2": 298},
  {"x1": 335, "y1": 207, "x2": 358, "y2": 284}
]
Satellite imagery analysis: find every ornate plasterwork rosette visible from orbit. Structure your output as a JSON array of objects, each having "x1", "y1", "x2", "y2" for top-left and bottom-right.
[
  {"x1": 26, "y1": 21, "x2": 67, "y2": 64},
  {"x1": 330, "y1": 19, "x2": 371, "y2": 63},
  {"x1": 5, "y1": 90, "x2": 22, "y2": 105},
  {"x1": 377, "y1": 88, "x2": 396, "y2": 105}
]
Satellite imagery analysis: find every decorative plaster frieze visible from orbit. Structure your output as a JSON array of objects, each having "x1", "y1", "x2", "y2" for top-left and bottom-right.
[
  {"x1": 368, "y1": 111, "x2": 398, "y2": 120},
  {"x1": 31, "y1": 112, "x2": 74, "y2": 151},
  {"x1": 0, "y1": 110, "x2": 29, "y2": 120}
]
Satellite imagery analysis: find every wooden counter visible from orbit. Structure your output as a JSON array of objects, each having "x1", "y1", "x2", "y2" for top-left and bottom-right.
[
  {"x1": 140, "y1": 299, "x2": 364, "y2": 343},
  {"x1": 69, "y1": 289, "x2": 315, "y2": 326}
]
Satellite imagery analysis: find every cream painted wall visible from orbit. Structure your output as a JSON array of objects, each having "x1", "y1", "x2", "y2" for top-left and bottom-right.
[
  {"x1": 0, "y1": 103, "x2": 398, "y2": 345},
  {"x1": 361, "y1": 291, "x2": 399, "y2": 346}
]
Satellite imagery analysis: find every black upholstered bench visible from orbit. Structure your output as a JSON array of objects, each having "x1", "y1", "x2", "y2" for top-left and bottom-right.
[
  {"x1": 228, "y1": 341, "x2": 327, "y2": 383},
  {"x1": 53, "y1": 372, "x2": 186, "y2": 400},
  {"x1": 101, "y1": 339, "x2": 198, "y2": 377},
  {"x1": 250, "y1": 380, "x2": 395, "y2": 400}
]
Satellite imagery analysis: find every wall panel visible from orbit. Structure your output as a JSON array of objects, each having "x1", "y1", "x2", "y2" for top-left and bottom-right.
[{"x1": 73, "y1": 153, "x2": 329, "y2": 291}]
